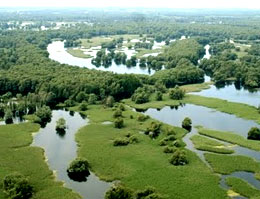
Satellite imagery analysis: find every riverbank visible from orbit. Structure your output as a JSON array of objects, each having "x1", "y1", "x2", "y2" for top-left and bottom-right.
[{"x1": 0, "y1": 122, "x2": 80, "y2": 199}]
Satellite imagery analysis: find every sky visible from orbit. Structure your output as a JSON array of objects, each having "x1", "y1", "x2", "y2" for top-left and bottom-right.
[{"x1": 0, "y1": 0, "x2": 260, "y2": 9}]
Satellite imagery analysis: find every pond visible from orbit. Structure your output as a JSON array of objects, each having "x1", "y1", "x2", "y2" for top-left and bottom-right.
[
  {"x1": 143, "y1": 104, "x2": 260, "y2": 193},
  {"x1": 32, "y1": 110, "x2": 110, "y2": 199}
]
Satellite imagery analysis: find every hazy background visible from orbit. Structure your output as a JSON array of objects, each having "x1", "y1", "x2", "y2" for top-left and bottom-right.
[{"x1": 0, "y1": 0, "x2": 260, "y2": 9}]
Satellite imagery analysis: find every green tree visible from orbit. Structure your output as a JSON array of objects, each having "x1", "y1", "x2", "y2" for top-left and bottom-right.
[
  {"x1": 247, "y1": 127, "x2": 260, "y2": 140},
  {"x1": 169, "y1": 86, "x2": 185, "y2": 100},
  {"x1": 35, "y1": 106, "x2": 52, "y2": 124},
  {"x1": 169, "y1": 150, "x2": 189, "y2": 166},
  {"x1": 67, "y1": 158, "x2": 90, "y2": 182},
  {"x1": 4, "y1": 109, "x2": 13, "y2": 124},
  {"x1": 105, "y1": 184, "x2": 133, "y2": 199},
  {"x1": 3, "y1": 173, "x2": 34, "y2": 199},
  {"x1": 182, "y1": 117, "x2": 192, "y2": 131},
  {"x1": 114, "y1": 118, "x2": 124, "y2": 129}
]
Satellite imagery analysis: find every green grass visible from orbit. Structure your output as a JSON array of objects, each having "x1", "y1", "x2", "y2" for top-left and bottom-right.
[
  {"x1": 198, "y1": 127, "x2": 260, "y2": 151},
  {"x1": 190, "y1": 135, "x2": 234, "y2": 154},
  {"x1": 80, "y1": 34, "x2": 142, "y2": 49},
  {"x1": 135, "y1": 48, "x2": 163, "y2": 59},
  {"x1": 183, "y1": 95, "x2": 260, "y2": 124},
  {"x1": 226, "y1": 177, "x2": 260, "y2": 198},
  {"x1": 66, "y1": 48, "x2": 93, "y2": 59},
  {"x1": 180, "y1": 82, "x2": 212, "y2": 93},
  {"x1": 75, "y1": 105, "x2": 227, "y2": 199},
  {"x1": 0, "y1": 123, "x2": 80, "y2": 199},
  {"x1": 204, "y1": 153, "x2": 260, "y2": 175},
  {"x1": 256, "y1": 173, "x2": 260, "y2": 180}
]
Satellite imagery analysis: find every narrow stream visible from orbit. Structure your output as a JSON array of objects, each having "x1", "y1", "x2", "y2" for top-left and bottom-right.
[
  {"x1": 143, "y1": 104, "x2": 260, "y2": 195},
  {"x1": 32, "y1": 110, "x2": 111, "y2": 199}
]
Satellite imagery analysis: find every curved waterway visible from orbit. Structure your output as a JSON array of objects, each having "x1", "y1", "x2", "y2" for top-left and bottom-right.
[
  {"x1": 143, "y1": 104, "x2": 260, "y2": 195},
  {"x1": 32, "y1": 110, "x2": 110, "y2": 199},
  {"x1": 47, "y1": 41, "x2": 155, "y2": 75}
]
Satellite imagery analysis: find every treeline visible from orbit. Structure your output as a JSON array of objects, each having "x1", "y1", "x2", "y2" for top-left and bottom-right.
[{"x1": 199, "y1": 43, "x2": 260, "y2": 88}]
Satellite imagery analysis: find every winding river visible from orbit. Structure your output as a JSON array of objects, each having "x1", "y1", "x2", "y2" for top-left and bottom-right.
[{"x1": 32, "y1": 110, "x2": 110, "y2": 199}]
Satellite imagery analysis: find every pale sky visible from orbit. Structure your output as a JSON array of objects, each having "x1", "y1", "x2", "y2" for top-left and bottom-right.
[{"x1": 0, "y1": 0, "x2": 260, "y2": 9}]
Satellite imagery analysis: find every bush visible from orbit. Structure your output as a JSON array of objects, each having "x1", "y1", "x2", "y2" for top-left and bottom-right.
[
  {"x1": 56, "y1": 118, "x2": 66, "y2": 136},
  {"x1": 105, "y1": 96, "x2": 115, "y2": 107},
  {"x1": 172, "y1": 140, "x2": 185, "y2": 148},
  {"x1": 105, "y1": 184, "x2": 133, "y2": 199},
  {"x1": 145, "y1": 122, "x2": 162, "y2": 138},
  {"x1": 64, "y1": 99, "x2": 75, "y2": 107},
  {"x1": 67, "y1": 158, "x2": 90, "y2": 182},
  {"x1": 163, "y1": 146, "x2": 176, "y2": 154},
  {"x1": 4, "y1": 108, "x2": 13, "y2": 124},
  {"x1": 113, "y1": 138, "x2": 129, "y2": 146},
  {"x1": 164, "y1": 135, "x2": 176, "y2": 141},
  {"x1": 88, "y1": 93, "x2": 98, "y2": 105},
  {"x1": 169, "y1": 150, "x2": 189, "y2": 166},
  {"x1": 35, "y1": 106, "x2": 52, "y2": 124},
  {"x1": 113, "y1": 109, "x2": 122, "y2": 118},
  {"x1": 182, "y1": 117, "x2": 192, "y2": 131},
  {"x1": 155, "y1": 91, "x2": 163, "y2": 101},
  {"x1": 3, "y1": 173, "x2": 34, "y2": 199},
  {"x1": 248, "y1": 127, "x2": 260, "y2": 140},
  {"x1": 169, "y1": 86, "x2": 185, "y2": 100},
  {"x1": 129, "y1": 135, "x2": 139, "y2": 144},
  {"x1": 114, "y1": 118, "x2": 124, "y2": 128},
  {"x1": 135, "y1": 187, "x2": 162, "y2": 199},
  {"x1": 118, "y1": 104, "x2": 125, "y2": 111},
  {"x1": 159, "y1": 140, "x2": 167, "y2": 146},
  {"x1": 137, "y1": 114, "x2": 149, "y2": 122},
  {"x1": 79, "y1": 101, "x2": 88, "y2": 111}
]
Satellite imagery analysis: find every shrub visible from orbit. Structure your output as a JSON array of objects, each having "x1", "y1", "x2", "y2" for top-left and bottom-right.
[
  {"x1": 248, "y1": 127, "x2": 260, "y2": 140},
  {"x1": 105, "y1": 184, "x2": 133, "y2": 199},
  {"x1": 169, "y1": 86, "x2": 185, "y2": 100},
  {"x1": 113, "y1": 138, "x2": 129, "y2": 146},
  {"x1": 118, "y1": 104, "x2": 125, "y2": 111},
  {"x1": 88, "y1": 93, "x2": 98, "y2": 105},
  {"x1": 35, "y1": 106, "x2": 52, "y2": 124},
  {"x1": 105, "y1": 96, "x2": 115, "y2": 107},
  {"x1": 164, "y1": 135, "x2": 176, "y2": 141},
  {"x1": 137, "y1": 114, "x2": 149, "y2": 122},
  {"x1": 169, "y1": 150, "x2": 189, "y2": 166},
  {"x1": 155, "y1": 91, "x2": 163, "y2": 101},
  {"x1": 163, "y1": 146, "x2": 176, "y2": 154},
  {"x1": 182, "y1": 117, "x2": 192, "y2": 131},
  {"x1": 4, "y1": 108, "x2": 13, "y2": 124},
  {"x1": 129, "y1": 136, "x2": 139, "y2": 144},
  {"x1": 172, "y1": 140, "x2": 185, "y2": 148},
  {"x1": 145, "y1": 122, "x2": 162, "y2": 138},
  {"x1": 159, "y1": 140, "x2": 167, "y2": 146},
  {"x1": 136, "y1": 187, "x2": 155, "y2": 199},
  {"x1": 56, "y1": 118, "x2": 66, "y2": 136},
  {"x1": 64, "y1": 99, "x2": 75, "y2": 107},
  {"x1": 114, "y1": 118, "x2": 124, "y2": 128},
  {"x1": 67, "y1": 158, "x2": 90, "y2": 182},
  {"x1": 79, "y1": 101, "x2": 88, "y2": 111},
  {"x1": 113, "y1": 109, "x2": 122, "y2": 118},
  {"x1": 3, "y1": 173, "x2": 34, "y2": 199}
]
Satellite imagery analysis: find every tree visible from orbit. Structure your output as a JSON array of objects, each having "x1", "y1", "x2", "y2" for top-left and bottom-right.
[
  {"x1": 114, "y1": 118, "x2": 124, "y2": 129},
  {"x1": 155, "y1": 91, "x2": 163, "y2": 101},
  {"x1": 105, "y1": 184, "x2": 133, "y2": 199},
  {"x1": 67, "y1": 158, "x2": 90, "y2": 182},
  {"x1": 113, "y1": 109, "x2": 122, "y2": 118},
  {"x1": 169, "y1": 150, "x2": 189, "y2": 166},
  {"x1": 56, "y1": 118, "x2": 66, "y2": 135},
  {"x1": 3, "y1": 173, "x2": 34, "y2": 199},
  {"x1": 79, "y1": 101, "x2": 88, "y2": 111},
  {"x1": 4, "y1": 109, "x2": 13, "y2": 124},
  {"x1": 88, "y1": 94, "x2": 97, "y2": 105},
  {"x1": 247, "y1": 127, "x2": 260, "y2": 140},
  {"x1": 35, "y1": 106, "x2": 52, "y2": 124},
  {"x1": 105, "y1": 96, "x2": 115, "y2": 107},
  {"x1": 182, "y1": 117, "x2": 192, "y2": 131},
  {"x1": 169, "y1": 86, "x2": 185, "y2": 100}
]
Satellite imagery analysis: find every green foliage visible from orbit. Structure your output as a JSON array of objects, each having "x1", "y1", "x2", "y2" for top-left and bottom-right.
[
  {"x1": 247, "y1": 127, "x2": 260, "y2": 140},
  {"x1": 113, "y1": 109, "x2": 123, "y2": 118},
  {"x1": 64, "y1": 99, "x2": 76, "y2": 107},
  {"x1": 105, "y1": 96, "x2": 115, "y2": 107},
  {"x1": 35, "y1": 106, "x2": 52, "y2": 124},
  {"x1": 79, "y1": 101, "x2": 88, "y2": 111},
  {"x1": 67, "y1": 158, "x2": 90, "y2": 182},
  {"x1": 56, "y1": 118, "x2": 66, "y2": 132},
  {"x1": 182, "y1": 117, "x2": 192, "y2": 131},
  {"x1": 105, "y1": 184, "x2": 133, "y2": 199},
  {"x1": 145, "y1": 122, "x2": 162, "y2": 138},
  {"x1": 137, "y1": 114, "x2": 149, "y2": 122},
  {"x1": 163, "y1": 146, "x2": 176, "y2": 154},
  {"x1": 155, "y1": 91, "x2": 163, "y2": 101},
  {"x1": 3, "y1": 173, "x2": 34, "y2": 199},
  {"x1": 135, "y1": 187, "x2": 162, "y2": 199},
  {"x1": 113, "y1": 138, "x2": 129, "y2": 146},
  {"x1": 4, "y1": 108, "x2": 13, "y2": 124},
  {"x1": 169, "y1": 150, "x2": 189, "y2": 166},
  {"x1": 88, "y1": 94, "x2": 98, "y2": 105},
  {"x1": 114, "y1": 118, "x2": 124, "y2": 129},
  {"x1": 169, "y1": 87, "x2": 185, "y2": 100}
]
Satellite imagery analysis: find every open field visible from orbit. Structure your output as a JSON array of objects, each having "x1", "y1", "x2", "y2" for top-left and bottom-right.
[{"x1": 0, "y1": 123, "x2": 80, "y2": 199}]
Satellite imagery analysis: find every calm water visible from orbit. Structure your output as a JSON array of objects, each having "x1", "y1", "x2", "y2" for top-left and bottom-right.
[
  {"x1": 144, "y1": 104, "x2": 260, "y2": 192},
  {"x1": 32, "y1": 110, "x2": 110, "y2": 199},
  {"x1": 192, "y1": 84, "x2": 260, "y2": 107},
  {"x1": 47, "y1": 41, "x2": 155, "y2": 75}
]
